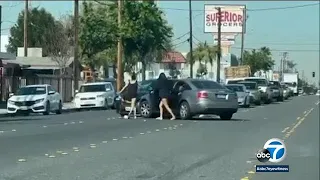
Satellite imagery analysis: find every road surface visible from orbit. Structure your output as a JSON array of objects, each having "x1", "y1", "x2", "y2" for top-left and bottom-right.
[{"x1": 0, "y1": 96, "x2": 319, "y2": 180}]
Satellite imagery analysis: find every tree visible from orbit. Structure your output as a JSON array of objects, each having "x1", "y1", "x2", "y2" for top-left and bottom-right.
[
  {"x1": 122, "y1": 1, "x2": 173, "y2": 80},
  {"x1": 7, "y1": 7, "x2": 62, "y2": 56},
  {"x1": 79, "y1": 1, "x2": 173, "y2": 81},
  {"x1": 79, "y1": 2, "x2": 117, "y2": 70},
  {"x1": 285, "y1": 60, "x2": 297, "y2": 73},
  {"x1": 242, "y1": 47, "x2": 275, "y2": 75},
  {"x1": 47, "y1": 21, "x2": 72, "y2": 75}
]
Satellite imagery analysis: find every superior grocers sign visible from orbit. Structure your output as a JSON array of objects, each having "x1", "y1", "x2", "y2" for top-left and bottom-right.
[{"x1": 204, "y1": 5, "x2": 246, "y2": 33}]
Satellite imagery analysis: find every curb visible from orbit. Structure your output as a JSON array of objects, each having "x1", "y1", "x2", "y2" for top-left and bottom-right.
[{"x1": 0, "y1": 108, "x2": 78, "y2": 119}]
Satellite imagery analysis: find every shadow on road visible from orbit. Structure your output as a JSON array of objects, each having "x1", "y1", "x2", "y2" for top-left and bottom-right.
[{"x1": 191, "y1": 117, "x2": 250, "y2": 122}]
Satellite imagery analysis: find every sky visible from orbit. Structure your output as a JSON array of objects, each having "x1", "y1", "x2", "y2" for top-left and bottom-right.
[{"x1": 0, "y1": 1, "x2": 319, "y2": 85}]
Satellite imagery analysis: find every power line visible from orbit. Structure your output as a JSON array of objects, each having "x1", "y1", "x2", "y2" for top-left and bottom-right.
[
  {"x1": 172, "y1": 32, "x2": 189, "y2": 42},
  {"x1": 160, "y1": 2, "x2": 319, "y2": 12},
  {"x1": 245, "y1": 42, "x2": 320, "y2": 46},
  {"x1": 0, "y1": 2, "x2": 23, "y2": 8},
  {"x1": 172, "y1": 39, "x2": 188, "y2": 48}
]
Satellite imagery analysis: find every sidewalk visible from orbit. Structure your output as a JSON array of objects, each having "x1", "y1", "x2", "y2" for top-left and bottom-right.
[{"x1": 0, "y1": 102, "x2": 76, "y2": 117}]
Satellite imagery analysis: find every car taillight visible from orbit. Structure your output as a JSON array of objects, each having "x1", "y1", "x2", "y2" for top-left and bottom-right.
[{"x1": 197, "y1": 91, "x2": 208, "y2": 99}]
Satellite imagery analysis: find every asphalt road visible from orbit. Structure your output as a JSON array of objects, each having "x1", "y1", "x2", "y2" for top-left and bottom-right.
[{"x1": 0, "y1": 96, "x2": 319, "y2": 180}]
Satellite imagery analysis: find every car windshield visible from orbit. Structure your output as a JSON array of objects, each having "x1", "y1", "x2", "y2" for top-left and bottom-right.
[
  {"x1": 191, "y1": 80, "x2": 225, "y2": 89},
  {"x1": 16, "y1": 86, "x2": 46, "y2": 95},
  {"x1": 269, "y1": 81, "x2": 280, "y2": 86},
  {"x1": 238, "y1": 83, "x2": 256, "y2": 90},
  {"x1": 226, "y1": 85, "x2": 244, "y2": 92},
  {"x1": 244, "y1": 79, "x2": 268, "y2": 86},
  {"x1": 79, "y1": 85, "x2": 105, "y2": 92},
  {"x1": 227, "y1": 80, "x2": 242, "y2": 84}
]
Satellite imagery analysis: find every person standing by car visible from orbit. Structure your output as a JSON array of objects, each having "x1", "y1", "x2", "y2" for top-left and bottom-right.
[
  {"x1": 119, "y1": 73, "x2": 138, "y2": 119},
  {"x1": 155, "y1": 73, "x2": 176, "y2": 120}
]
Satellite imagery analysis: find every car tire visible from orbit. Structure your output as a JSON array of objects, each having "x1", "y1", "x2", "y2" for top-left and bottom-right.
[
  {"x1": 219, "y1": 113, "x2": 233, "y2": 120},
  {"x1": 278, "y1": 96, "x2": 284, "y2": 102},
  {"x1": 56, "y1": 101, "x2": 62, "y2": 114},
  {"x1": 179, "y1": 101, "x2": 191, "y2": 120},
  {"x1": 254, "y1": 100, "x2": 261, "y2": 105},
  {"x1": 139, "y1": 100, "x2": 152, "y2": 118},
  {"x1": 43, "y1": 101, "x2": 50, "y2": 115}
]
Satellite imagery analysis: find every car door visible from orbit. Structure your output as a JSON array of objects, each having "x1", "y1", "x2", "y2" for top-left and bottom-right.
[
  {"x1": 171, "y1": 81, "x2": 190, "y2": 113},
  {"x1": 105, "y1": 84, "x2": 114, "y2": 106},
  {"x1": 47, "y1": 86, "x2": 58, "y2": 110}
]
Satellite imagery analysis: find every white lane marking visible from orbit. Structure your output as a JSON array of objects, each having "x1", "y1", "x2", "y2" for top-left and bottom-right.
[
  {"x1": 79, "y1": 121, "x2": 83, "y2": 123},
  {"x1": 43, "y1": 126, "x2": 47, "y2": 128},
  {"x1": 0, "y1": 131, "x2": 4, "y2": 133},
  {"x1": 163, "y1": 128, "x2": 167, "y2": 130},
  {"x1": 304, "y1": 111, "x2": 307, "y2": 114},
  {"x1": 71, "y1": 122, "x2": 75, "y2": 124},
  {"x1": 90, "y1": 144, "x2": 96, "y2": 146},
  {"x1": 12, "y1": 129, "x2": 16, "y2": 132},
  {"x1": 147, "y1": 131, "x2": 151, "y2": 134},
  {"x1": 102, "y1": 141, "x2": 108, "y2": 143},
  {"x1": 107, "y1": 118, "x2": 111, "y2": 120},
  {"x1": 112, "y1": 138, "x2": 118, "y2": 141},
  {"x1": 122, "y1": 137, "x2": 128, "y2": 139},
  {"x1": 90, "y1": 145, "x2": 96, "y2": 148},
  {"x1": 129, "y1": 137, "x2": 133, "y2": 139},
  {"x1": 155, "y1": 129, "x2": 160, "y2": 132},
  {"x1": 74, "y1": 149, "x2": 79, "y2": 152},
  {"x1": 144, "y1": 120, "x2": 147, "y2": 122},
  {"x1": 64, "y1": 123, "x2": 68, "y2": 125},
  {"x1": 281, "y1": 127, "x2": 290, "y2": 133},
  {"x1": 18, "y1": 159, "x2": 26, "y2": 162},
  {"x1": 179, "y1": 124, "x2": 183, "y2": 126},
  {"x1": 112, "y1": 117, "x2": 115, "y2": 119},
  {"x1": 61, "y1": 152, "x2": 68, "y2": 155},
  {"x1": 140, "y1": 133, "x2": 145, "y2": 135},
  {"x1": 48, "y1": 155, "x2": 56, "y2": 158}
]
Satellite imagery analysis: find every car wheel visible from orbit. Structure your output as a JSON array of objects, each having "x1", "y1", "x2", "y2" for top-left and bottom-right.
[
  {"x1": 56, "y1": 101, "x2": 62, "y2": 114},
  {"x1": 219, "y1": 113, "x2": 233, "y2": 120},
  {"x1": 139, "y1": 100, "x2": 152, "y2": 118},
  {"x1": 43, "y1": 101, "x2": 50, "y2": 115},
  {"x1": 179, "y1": 101, "x2": 191, "y2": 120}
]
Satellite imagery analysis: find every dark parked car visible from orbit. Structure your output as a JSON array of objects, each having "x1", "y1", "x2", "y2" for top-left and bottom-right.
[
  {"x1": 115, "y1": 80, "x2": 158, "y2": 116},
  {"x1": 138, "y1": 79, "x2": 238, "y2": 120}
]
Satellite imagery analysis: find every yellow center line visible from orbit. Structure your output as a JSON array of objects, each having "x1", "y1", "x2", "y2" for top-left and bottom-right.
[{"x1": 240, "y1": 107, "x2": 315, "y2": 180}]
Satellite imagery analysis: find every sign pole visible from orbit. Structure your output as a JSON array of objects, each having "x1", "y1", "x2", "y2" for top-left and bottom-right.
[
  {"x1": 240, "y1": 7, "x2": 246, "y2": 65},
  {"x1": 216, "y1": 7, "x2": 221, "y2": 83}
]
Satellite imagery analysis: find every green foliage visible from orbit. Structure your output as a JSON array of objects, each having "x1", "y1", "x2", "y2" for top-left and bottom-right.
[
  {"x1": 242, "y1": 47, "x2": 275, "y2": 75},
  {"x1": 7, "y1": 8, "x2": 62, "y2": 56},
  {"x1": 79, "y1": 1, "x2": 173, "y2": 80}
]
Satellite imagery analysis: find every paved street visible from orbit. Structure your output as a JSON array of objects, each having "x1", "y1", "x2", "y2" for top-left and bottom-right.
[{"x1": 0, "y1": 96, "x2": 319, "y2": 180}]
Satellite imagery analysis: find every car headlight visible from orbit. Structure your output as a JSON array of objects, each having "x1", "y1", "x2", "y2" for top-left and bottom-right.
[
  {"x1": 35, "y1": 98, "x2": 44, "y2": 104},
  {"x1": 97, "y1": 95, "x2": 104, "y2": 98},
  {"x1": 8, "y1": 100, "x2": 15, "y2": 105}
]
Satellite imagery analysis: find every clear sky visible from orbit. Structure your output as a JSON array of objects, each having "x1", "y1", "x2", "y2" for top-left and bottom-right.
[{"x1": 0, "y1": 1, "x2": 319, "y2": 85}]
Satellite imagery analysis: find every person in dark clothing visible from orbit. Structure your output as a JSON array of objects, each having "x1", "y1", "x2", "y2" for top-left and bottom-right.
[
  {"x1": 155, "y1": 73, "x2": 176, "y2": 120},
  {"x1": 119, "y1": 73, "x2": 138, "y2": 119}
]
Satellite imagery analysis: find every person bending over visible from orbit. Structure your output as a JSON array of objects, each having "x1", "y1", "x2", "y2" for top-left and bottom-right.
[{"x1": 119, "y1": 73, "x2": 138, "y2": 119}]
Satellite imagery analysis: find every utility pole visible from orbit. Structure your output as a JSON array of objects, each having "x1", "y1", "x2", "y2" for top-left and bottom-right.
[
  {"x1": 216, "y1": 7, "x2": 222, "y2": 83},
  {"x1": 116, "y1": 0, "x2": 123, "y2": 92},
  {"x1": 0, "y1": 5, "x2": 2, "y2": 52},
  {"x1": 240, "y1": 7, "x2": 246, "y2": 65},
  {"x1": 280, "y1": 52, "x2": 287, "y2": 82},
  {"x1": 24, "y1": 0, "x2": 28, "y2": 57},
  {"x1": 73, "y1": 0, "x2": 79, "y2": 92},
  {"x1": 188, "y1": 0, "x2": 193, "y2": 78}
]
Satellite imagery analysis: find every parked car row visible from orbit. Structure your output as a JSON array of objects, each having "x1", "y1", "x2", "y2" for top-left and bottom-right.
[
  {"x1": 225, "y1": 77, "x2": 295, "y2": 106},
  {"x1": 5, "y1": 77, "x2": 298, "y2": 118}
]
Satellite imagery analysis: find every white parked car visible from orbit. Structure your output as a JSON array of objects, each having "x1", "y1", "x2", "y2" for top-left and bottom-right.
[
  {"x1": 225, "y1": 84, "x2": 250, "y2": 108},
  {"x1": 316, "y1": 90, "x2": 320, "y2": 96},
  {"x1": 7, "y1": 84, "x2": 62, "y2": 116},
  {"x1": 74, "y1": 82, "x2": 115, "y2": 110}
]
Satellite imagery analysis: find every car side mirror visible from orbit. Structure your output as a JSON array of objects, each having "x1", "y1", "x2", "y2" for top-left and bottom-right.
[
  {"x1": 9, "y1": 93, "x2": 14, "y2": 97},
  {"x1": 75, "y1": 90, "x2": 79, "y2": 93},
  {"x1": 48, "y1": 91, "x2": 55, "y2": 95},
  {"x1": 106, "y1": 88, "x2": 111, "y2": 91}
]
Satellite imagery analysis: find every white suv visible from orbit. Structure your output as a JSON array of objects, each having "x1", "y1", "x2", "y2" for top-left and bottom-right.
[
  {"x1": 74, "y1": 82, "x2": 115, "y2": 110},
  {"x1": 7, "y1": 84, "x2": 62, "y2": 116}
]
